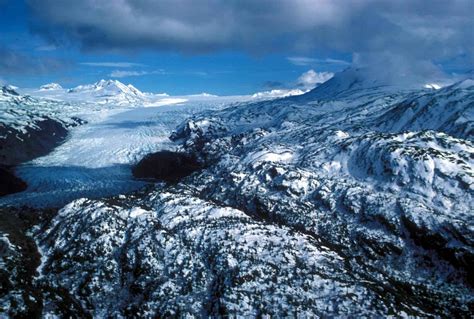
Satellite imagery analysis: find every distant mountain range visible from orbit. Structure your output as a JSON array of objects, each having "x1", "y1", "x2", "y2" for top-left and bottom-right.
[
  {"x1": 12, "y1": 78, "x2": 336, "y2": 106},
  {"x1": 20, "y1": 79, "x2": 160, "y2": 106}
]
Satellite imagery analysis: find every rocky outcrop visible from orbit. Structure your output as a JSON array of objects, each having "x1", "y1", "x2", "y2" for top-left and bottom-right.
[
  {"x1": 132, "y1": 151, "x2": 201, "y2": 182},
  {"x1": 0, "y1": 166, "x2": 27, "y2": 196},
  {"x1": 0, "y1": 118, "x2": 72, "y2": 198}
]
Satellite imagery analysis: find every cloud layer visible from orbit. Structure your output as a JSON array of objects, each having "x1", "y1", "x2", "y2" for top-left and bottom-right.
[
  {"x1": 287, "y1": 57, "x2": 350, "y2": 67},
  {"x1": 28, "y1": 0, "x2": 473, "y2": 63},
  {"x1": 109, "y1": 69, "x2": 164, "y2": 78},
  {"x1": 297, "y1": 69, "x2": 334, "y2": 89},
  {"x1": 81, "y1": 62, "x2": 145, "y2": 68}
]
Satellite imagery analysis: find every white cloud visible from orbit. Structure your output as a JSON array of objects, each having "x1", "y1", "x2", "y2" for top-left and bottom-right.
[
  {"x1": 297, "y1": 69, "x2": 334, "y2": 89},
  {"x1": 288, "y1": 57, "x2": 350, "y2": 66},
  {"x1": 29, "y1": 0, "x2": 473, "y2": 79},
  {"x1": 81, "y1": 62, "x2": 145, "y2": 68},
  {"x1": 252, "y1": 89, "x2": 305, "y2": 100},
  {"x1": 109, "y1": 69, "x2": 164, "y2": 78},
  {"x1": 254, "y1": 69, "x2": 334, "y2": 98},
  {"x1": 287, "y1": 57, "x2": 317, "y2": 66},
  {"x1": 109, "y1": 70, "x2": 148, "y2": 78}
]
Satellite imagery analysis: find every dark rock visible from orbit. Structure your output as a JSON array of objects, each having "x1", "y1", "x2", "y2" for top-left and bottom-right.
[
  {"x1": 132, "y1": 151, "x2": 201, "y2": 182},
  {"x1": 0, "y1": 166, "x2": 27, "y2": 196},
  {"x1": 0, "y1": 206, "x2": 57, "y2": 318},
  {"x1": 0, "y1": 117, "x2": 80, "y2": 198},
  {"x1": 0, "y1": 118, "x2": 69, "y2": 166},
  {"x1": 401, "y1": 214, "x2": 474, "y2": 287}
]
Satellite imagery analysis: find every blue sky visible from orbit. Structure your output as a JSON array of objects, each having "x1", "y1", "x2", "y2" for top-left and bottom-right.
[{"x1": 0, "y1": 0, "x2": 472, "y2": 95}]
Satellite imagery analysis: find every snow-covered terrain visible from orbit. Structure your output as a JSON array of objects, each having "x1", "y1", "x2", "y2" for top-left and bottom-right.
[
  {"x1": 1, "y1": 79, "x2": 295, "y2": 207},
  {"x1": 0, "y1": 86, "x2": 246, "y2": 207},
  {"x1": 39, "y1": 83, "x2": 63, "y2": 91},
  {"x1": 0, "y1": 105, "x2": 241, "y2": 207},
  {"x1": 19, "y1": 79, "x2": 184, "y2": 107},
  {"x1": 20, "y1": 79, "x2": 309, "y2": 106},
  {"x1": 0, "y1": 86, "x2": 86, "y2": 168},
  {"x1": 1, "y1": 70, "x2": 473, "y2": 317}
]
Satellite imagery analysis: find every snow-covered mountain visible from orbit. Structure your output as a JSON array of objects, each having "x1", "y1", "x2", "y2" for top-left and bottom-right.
[
  {"x1": 40, "y1": 83, "x2": 63, "y2": 91},
  {"x1": 22, "y1": 79, "x2": 310, "y2": 106},
  {"x1": 297, "y1": 67, "x2": 405, "y2": 101},
  {"x1": 0, "y1": 85, "x2": 21, "y2": 101},
  {"x1": 68, "y1": 79, "x2": 142, "y2": 96},
  {"x1": 1, "y1": 85, "x2": 19, "y2": 96},
  {"x1": 65, "y1": 79, "x2": 147, "y2": 105},
  {"x1": 19, "y1": 79, "x2": 174, "y2": 107},
  {"x1": 163, "y1": 74, "x2": 473, "y2": 316},
  {"x1": 0, "y1": 70, "x2": 473, "y2": 317}
]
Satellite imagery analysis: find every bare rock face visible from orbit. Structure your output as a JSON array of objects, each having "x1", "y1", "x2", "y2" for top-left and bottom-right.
[
  {"x1": 0, "y1": 118, "x2": 69, "y2": 198},
  {"x1": 132, "y1": 151, "x2": 201, "y2": 182},
  {"x1": 0, "y1": 166, "x2": 27, "y2": 196},
  {"x1": 0, "y1": 118, "x2": 69, "y2": 167}
]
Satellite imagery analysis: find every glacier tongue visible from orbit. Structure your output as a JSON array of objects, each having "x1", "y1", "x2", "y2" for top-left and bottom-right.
[{"x1": 0, "y1": 99, "x2": 238, "y2": 208}]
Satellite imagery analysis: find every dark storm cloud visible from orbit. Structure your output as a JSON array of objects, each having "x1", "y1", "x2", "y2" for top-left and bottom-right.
[
  {"x1": 0, "y1": 46, "x2": 69, "y2": 75},
  {"x1": 27, "y1": 1, "x2": 473, "y2": 70}
]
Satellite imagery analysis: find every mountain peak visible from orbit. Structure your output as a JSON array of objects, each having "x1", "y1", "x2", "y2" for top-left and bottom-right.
[
  {"x1": 1, "y1": 85, "x2": 20, "y2": 96},
  {"x1": 40, "y1": 83, "x2": 63, "y2": 91},
  {"x1": 63, "y1": 79, "x2": 147, "y2": 105},
  {"x1": 299, "y1": 67, "x2": 425, "y2": 101},
  {"x1": 298, "y1": 68, "x2": 380, "y2": 100},
  {"x1": 69, "y1": 79, "x2": 143, "y2": 95},
  {"x1": 96, "y1": 79, "x2": 122, "y2": 86},
  {"x1": 93, "y1": 79, "x2": 127, "y2": 90}
]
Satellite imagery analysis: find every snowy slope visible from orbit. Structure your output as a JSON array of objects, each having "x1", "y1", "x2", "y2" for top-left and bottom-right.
[
  {"x1": 67, "y1": 79, "x2": 146, "y2": 103},
  {"x1": 251, "y1": 88, "x2": 305, "y2": 99},
  {"x1": 0, "y1": 86, "x2": 86, "y2": 166},
  {"x1": 1, "y1": 71, "x2": 473, "y2": 317},
  {"x1": 0, "y1": 86, "x2": 81, "y2": 131},
  {"x1": 165, "y1": 74, "x2": 474, "y2": 315},
  {"x1": 377, "y1": 79, "x2": 474, "y2": 139},
  {"x1": 40, "y1": 83, "x2": 63, "y2": 91}
]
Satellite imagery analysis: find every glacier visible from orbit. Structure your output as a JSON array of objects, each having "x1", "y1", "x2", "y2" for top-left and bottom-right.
[{"x1": 0, "y1": 91, "x2": 245, "y2": 207}]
